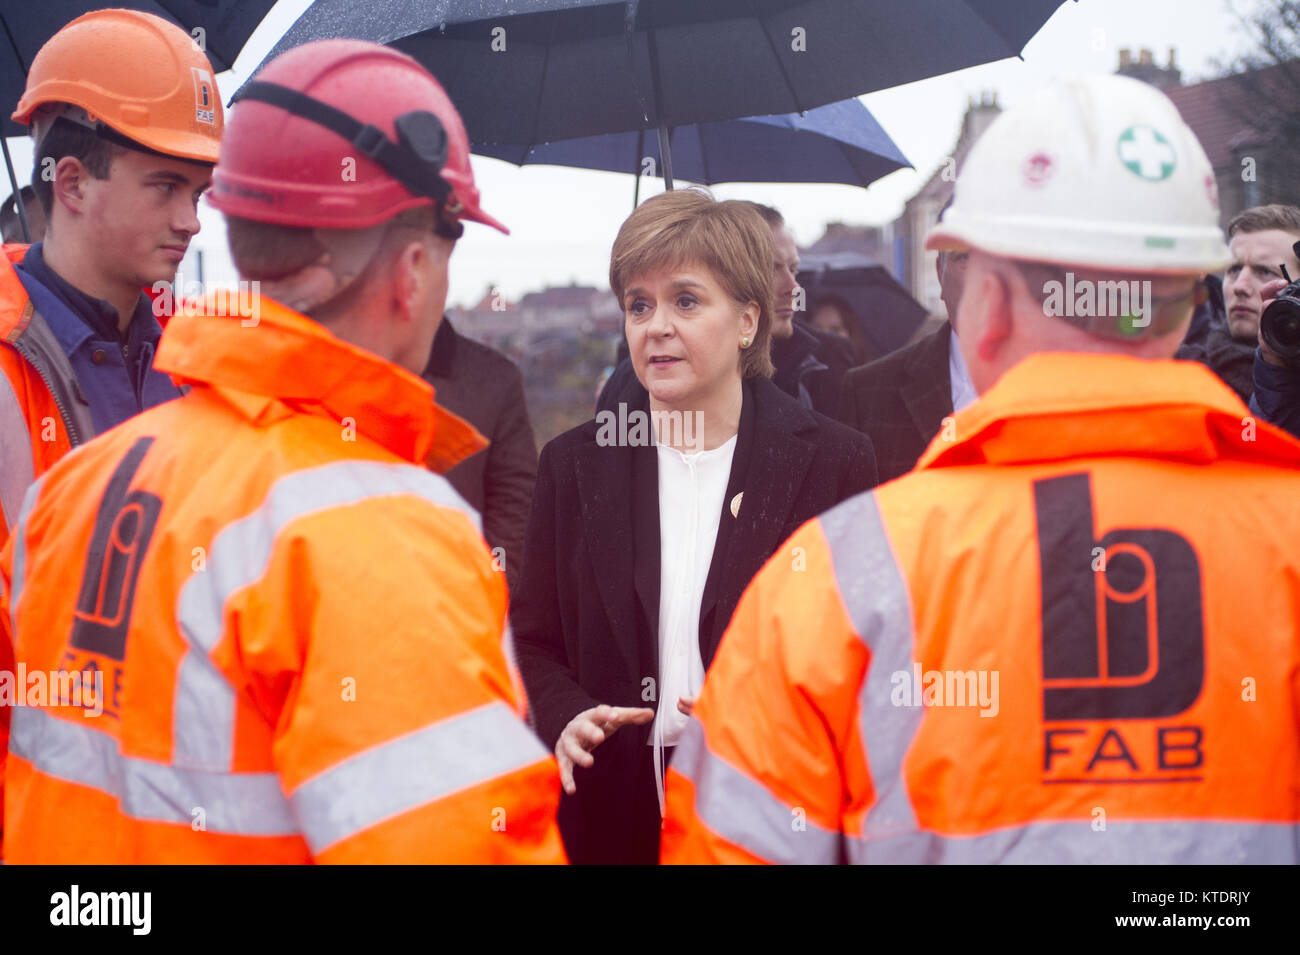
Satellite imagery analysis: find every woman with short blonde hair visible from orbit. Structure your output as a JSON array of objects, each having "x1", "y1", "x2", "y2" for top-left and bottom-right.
[{"x1": 513, "y1": 188, "x2": 877, "y2": 864}]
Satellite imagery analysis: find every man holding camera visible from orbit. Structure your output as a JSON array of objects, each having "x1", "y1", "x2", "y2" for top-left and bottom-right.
[{"x1": 1237, "y1": 205, "x2": 1300, "y2": 438}]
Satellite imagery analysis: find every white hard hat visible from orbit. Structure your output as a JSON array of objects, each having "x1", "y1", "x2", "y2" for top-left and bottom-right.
[{"x1": 927, "y1": 74, "x2": 1229, "y2": 275}]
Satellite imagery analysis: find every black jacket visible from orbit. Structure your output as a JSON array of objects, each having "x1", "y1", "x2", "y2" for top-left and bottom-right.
[
  {"x1": 511, "y1": 375, "x2": 876, "y2": 864},
  {"x1": 1174, "y1": 276, "x2": 1254, "y2": 405},
  {"x1": 422, "y1": 317, "x2": 538, "y2": 594},
  {"x1": 769, "y1": 321, "x2": 855, "y2": 415},
  {"x1": 838, "y1": 321, "x2": 954, "y2": 485}
]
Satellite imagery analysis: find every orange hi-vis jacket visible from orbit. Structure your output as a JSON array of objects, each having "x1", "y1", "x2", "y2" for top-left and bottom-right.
[
  {"x1": 0, "y1": 246, "x2": 85, "y2": 546},
  {"x1": 0, "y1": 294, "x2": 566, "y2": 863},
  {"x1": 0, "y1": 245, "x2": 177, "y2": 548},
  {"x1": 663, "y1": 352, "x2": 1300, "y2": 864}
]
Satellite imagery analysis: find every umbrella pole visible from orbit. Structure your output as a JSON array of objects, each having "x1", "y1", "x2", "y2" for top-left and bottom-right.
[
  {"x1": 646, "y1": 27, "x2": 674, "y2": 190},
  {"x1": 633, "y1": 128, "x2": 643, "y2": 209},
  {"x1": 1, "y1": 136, "x2": 31, "y2": 242},
  {"x1": 656, "y1": 124, "x2": 674, "y2": 190}
]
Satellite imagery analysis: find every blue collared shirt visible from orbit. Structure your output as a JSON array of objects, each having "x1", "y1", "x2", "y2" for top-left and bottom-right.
[
  {"x1": 949, "y1": 327, "x2": 977, "y2": 413},
  {"x1": 14, "y1": 243, "x2": 181, "y2": 436}
]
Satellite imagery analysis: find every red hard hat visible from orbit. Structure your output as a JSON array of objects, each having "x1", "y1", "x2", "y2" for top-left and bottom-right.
[{"x1": 210, "y1": 39, "x2": 505, "y2": 233}]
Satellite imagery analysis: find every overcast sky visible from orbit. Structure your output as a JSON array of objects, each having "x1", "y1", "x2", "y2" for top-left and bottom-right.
[{"x1": 2, "y1": 0, "x2": 1262, "y2": 307}]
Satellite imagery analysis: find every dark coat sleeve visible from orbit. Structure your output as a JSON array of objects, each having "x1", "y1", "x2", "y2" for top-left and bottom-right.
[
  {"x1": 509, "y1": 440, "x2": 600, "y2": 750},
  {"x1": 1251, "y1": 349, "x2": 1300, "y2": 439},
  {"x1": 836, "y1": 368, "x2": 864, "y2": 430},
  {"x1": 841, "y1": 427, "x2": 878, "y2": 497},
  {"x1": 481, "y1": 363, "x2": 538, "y2": 594}
]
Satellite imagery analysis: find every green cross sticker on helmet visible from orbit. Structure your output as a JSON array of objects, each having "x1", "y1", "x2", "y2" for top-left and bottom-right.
[{"x1": 1117, "y1": 125, "x2": 1177, "y2": 181}]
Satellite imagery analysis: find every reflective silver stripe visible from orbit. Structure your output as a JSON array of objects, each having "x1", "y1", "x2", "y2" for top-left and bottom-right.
[
  {"x1": 289, "y1": 701, "x2": 547, "y2": 855},
  {"x1": 671, "y1": 717, "x2": 840, "y2": 864},
  {"x1": 843, "y1": 820, "x2": 1300, "y2": 864},
  {"x1": 7, "y1": 474, "x2": 46, "y2": 636},
  {"x1": 174, "y1": 459, "x2": 482, "y2": 771},
  {"x1": 821, "y1": 493, "x2": 920, "y2": 843},
  {"x1": 8, "y1": 705, "x2": 298, "y2": 836},
  {"x1": 0, "y1": 368, "x2": 35, "y2": 531}
]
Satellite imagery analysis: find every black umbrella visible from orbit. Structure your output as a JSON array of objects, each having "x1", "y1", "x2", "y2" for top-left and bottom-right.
[
  {"x1": 246, "y1": 0, "x2": 1070, "y2": 185},
  {"x1": 798, "y1": 252, "x2": 928, "y2": 359},
  {"x1": 1, "y1": 1, "x2": 277, "y2": 239}
]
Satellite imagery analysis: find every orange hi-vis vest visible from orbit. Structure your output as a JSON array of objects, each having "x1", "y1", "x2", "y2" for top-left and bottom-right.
[
  {"x1": 663, "y1": 352, "x2": 1300, "y2": 864},
  {"x1": 0, "y1": 294, "x2": 566, "y2": 863},
  {"x1": 0, "y1": 245, "x2": 85, "y2": 546}
]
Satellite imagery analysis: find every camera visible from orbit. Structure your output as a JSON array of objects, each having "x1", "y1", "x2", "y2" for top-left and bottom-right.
[{"x1": 1260, "y1": 240, "x2": 1300, "y2": 370}]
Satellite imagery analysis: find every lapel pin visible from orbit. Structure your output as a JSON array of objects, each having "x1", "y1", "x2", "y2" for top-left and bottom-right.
[{"x1": 730, "y1": 492, "x2": 743, "y2": 518}]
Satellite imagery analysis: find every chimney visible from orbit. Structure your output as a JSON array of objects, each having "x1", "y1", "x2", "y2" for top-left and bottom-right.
[{"x1": 1116, "y1": 44, "x2": 1181, "y2": 90}]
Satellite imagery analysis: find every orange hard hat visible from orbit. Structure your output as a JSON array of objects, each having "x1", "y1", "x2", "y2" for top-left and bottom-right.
[{"x1": 12, "y1": 8, "x2": 223, "y2": 164}]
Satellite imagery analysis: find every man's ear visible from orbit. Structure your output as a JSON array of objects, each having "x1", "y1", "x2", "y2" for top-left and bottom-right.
[
  {"x1": 51, "y1": 156, "x2": 91, "y2": 217},
  {"x1": 391, "y1": 238, "x2": 430, "y2": 322},
  {"x1": 966, "y1": 264, "x2": 1014, "y2": 362}
]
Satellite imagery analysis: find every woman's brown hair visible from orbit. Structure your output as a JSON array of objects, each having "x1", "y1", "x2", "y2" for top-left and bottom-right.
[{"x1": 609, "y1": 188, "x2": 775, "y2": 378}]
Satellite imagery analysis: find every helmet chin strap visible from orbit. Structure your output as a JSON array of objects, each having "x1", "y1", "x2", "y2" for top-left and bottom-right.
[{"x1": 234, "y1": 81, "x2": 454, "y2": 206}]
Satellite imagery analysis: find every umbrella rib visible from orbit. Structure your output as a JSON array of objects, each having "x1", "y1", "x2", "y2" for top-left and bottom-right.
[
  {"x1": 754, "y1": 4, "x2": 806, "y2": 116},
  {"x1": 624, "y1": 0, "x2": 655, "y2": 126},
  {"x1": 0, "y1": 13, "x2": 28, "y2": 74},
  {"x1": 965, "y1": 0, "x2": 1042, "y2": 57},
  {"x1": 526, "y1": 14, "x2": 562, "y2": 149}
]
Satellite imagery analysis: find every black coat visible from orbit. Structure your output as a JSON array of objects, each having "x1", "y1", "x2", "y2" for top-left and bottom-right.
[
  {"x1": 422, "y1": 317, "x2": 538, "y2": 594},
  {"x1": 511, "y1": 375, "x2": 876, "y2": 864},
  {"x1": 1174, "y1": 276, "x2": 1254, "y2": 405},
  {"x1": 837, "y1": 320, "x2": 954, "y2": 485}
]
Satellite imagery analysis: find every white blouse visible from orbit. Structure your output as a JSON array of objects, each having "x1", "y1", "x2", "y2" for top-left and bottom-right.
[{"x1": 651, "y1": 432, "x2": 738, "y2": 814}]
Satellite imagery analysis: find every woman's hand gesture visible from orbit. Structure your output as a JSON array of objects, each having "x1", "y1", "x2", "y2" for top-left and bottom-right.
[{"x1": 556, "y1": 704, "x2": 655, "y2": 795}]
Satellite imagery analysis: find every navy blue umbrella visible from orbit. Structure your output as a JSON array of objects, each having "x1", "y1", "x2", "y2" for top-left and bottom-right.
[
  {"x1": 475, "y1": 97, "x2": 912, "y2": 203},
  {"x1": 246, "y1": 0, "x2": 1070, "y2": 185},
  {"x1": 1, "y1": 0, "x2": 277, "y2": 239}
]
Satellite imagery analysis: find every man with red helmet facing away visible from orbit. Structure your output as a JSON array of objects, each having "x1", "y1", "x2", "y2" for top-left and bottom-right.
[{"x1": 0, "y1": 39, "x2": 566, "y2": 863}]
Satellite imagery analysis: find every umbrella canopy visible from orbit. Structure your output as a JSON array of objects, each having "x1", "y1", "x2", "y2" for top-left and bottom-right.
[
  {"x1": 474, "y1": 97, "x2": 911, "y2": 193},
  {"x1": 248, "y1": 0, "x2": 1070, "y2": 146},
  {"x1": 798, "y1": 253, "x2": 928, "y2": 358},
  {"x1": 1, "y1": 1, "x2": 277, "y2": 138}
]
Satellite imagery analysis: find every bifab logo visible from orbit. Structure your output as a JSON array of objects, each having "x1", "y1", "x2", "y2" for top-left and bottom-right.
[
  {"x1": 191, "y1": 67, "x2": 216, "y2": 126},
  {"x1": 1033, "y1": 473, "x2": 1206, "y2": 783}
]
